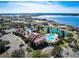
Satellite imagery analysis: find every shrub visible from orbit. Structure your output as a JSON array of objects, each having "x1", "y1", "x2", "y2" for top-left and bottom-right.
[
  {"x1": 52, "y1": 46, "x2": 62, "y2": 58},
  {"x1": 0, "y1": 40, "x2": 10, "y2": 47},
  {"x1": 67, "y1": 33, "x2": 73, "y2": 37},
  {"x1": 32, "y1": 50, "x2": 41, "y2": 58},
  {"x1": 65, "y1": 37, "x2": 74, "y2": 43},
  {"x1": 11, "y1": 49, "x2": 25, "y2": 57},
  {"x1": 41, "y1": 53, "x2": 49, "y2": 57},
  {"x1": 39, "y1": 30, "x2": 47, "y2": 35},
  {"x1": 26, "y1": 47, "x2": 33, "y2": 52}
]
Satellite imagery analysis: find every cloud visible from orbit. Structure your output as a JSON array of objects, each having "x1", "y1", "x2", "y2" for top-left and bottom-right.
[{"x1": 0, "y1": 1, "x2": 79, "y2": 13}]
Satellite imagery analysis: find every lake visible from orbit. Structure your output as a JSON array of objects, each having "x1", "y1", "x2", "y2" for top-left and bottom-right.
[
  {"x1": 52, "y1": 16, "x2": 79, "y2": 28},
  {"x1": 34, "y1": 15, "x2": 79, "y2": 28}
]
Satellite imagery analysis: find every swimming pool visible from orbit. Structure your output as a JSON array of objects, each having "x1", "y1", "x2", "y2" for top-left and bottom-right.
[
  {"x1": 45, "y1": 33, "x2": 59, "y2": 43},
  {"x1": 47, "y1": 33, "x2": 55, "y2": 40}
]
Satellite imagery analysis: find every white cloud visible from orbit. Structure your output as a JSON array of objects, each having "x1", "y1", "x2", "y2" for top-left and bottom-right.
[{"x1": 0, "y1": 1, "x2": 79, "y2": 13}]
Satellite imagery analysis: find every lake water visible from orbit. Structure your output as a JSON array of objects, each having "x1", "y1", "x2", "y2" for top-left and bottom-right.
[
  {"x1": 52, "y1": 16, "x2": 79, "y2": 28},
  {"x1": 34, "y1": 15, "x2": 79, "y2": 28}
]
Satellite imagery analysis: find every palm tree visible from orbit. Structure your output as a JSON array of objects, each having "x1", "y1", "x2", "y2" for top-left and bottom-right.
[
  {"x1": 47, "y1": 27, "x2": 50, "y2": 33},
  {"x1": 37, "y1": 25, "x2": 40, "y2": 33}
]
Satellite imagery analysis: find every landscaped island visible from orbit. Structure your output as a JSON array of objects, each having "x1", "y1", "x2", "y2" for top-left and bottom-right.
[{"x1": 0, "y1": 14, "x2": 79, "y2": 58}]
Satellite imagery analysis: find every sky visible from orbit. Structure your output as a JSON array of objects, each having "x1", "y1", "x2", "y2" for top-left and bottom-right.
[{"x1": 0, "y1": 1, "x2": 79, "y2": 13}]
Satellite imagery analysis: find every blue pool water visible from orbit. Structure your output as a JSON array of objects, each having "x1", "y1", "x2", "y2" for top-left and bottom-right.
[{"x1": 47, "y1": 33, "x2": 55, "y2": 41}]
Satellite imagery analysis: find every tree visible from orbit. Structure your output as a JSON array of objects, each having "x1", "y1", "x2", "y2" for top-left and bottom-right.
[
  {"x1": 52, "y1": 46, "x2": 62, "y2": 58},
  {"x1": 11, "y1": 49, "x2": 25, "y2": 57},
  {"x1": 32, "y1": 50, "x2": 41, "y2": 58},
  {"x1": 39, "y1": 29, "x2": 47, "y2": 35},
  {"x1": 67, "y1": 33, "x2": 73, "y2": 37},
  {"x1": 0, "y1": 40, "x2": 10, "y2": 54},
  {"x1": 26, "y1": 47, "x2": 33, "y2": 52},
  {"x1": 37, "y1": 26, "x2": 40, "y2": 33},
  {"x1": 47, "y1": 27, "x2": 50, "y2": 33},
  {"x1": 65, "y1": 37, "x2": 74, "y2": 43},
  {"x1": 0, "y1": 40, "x2": 10, "y2": 47}
]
